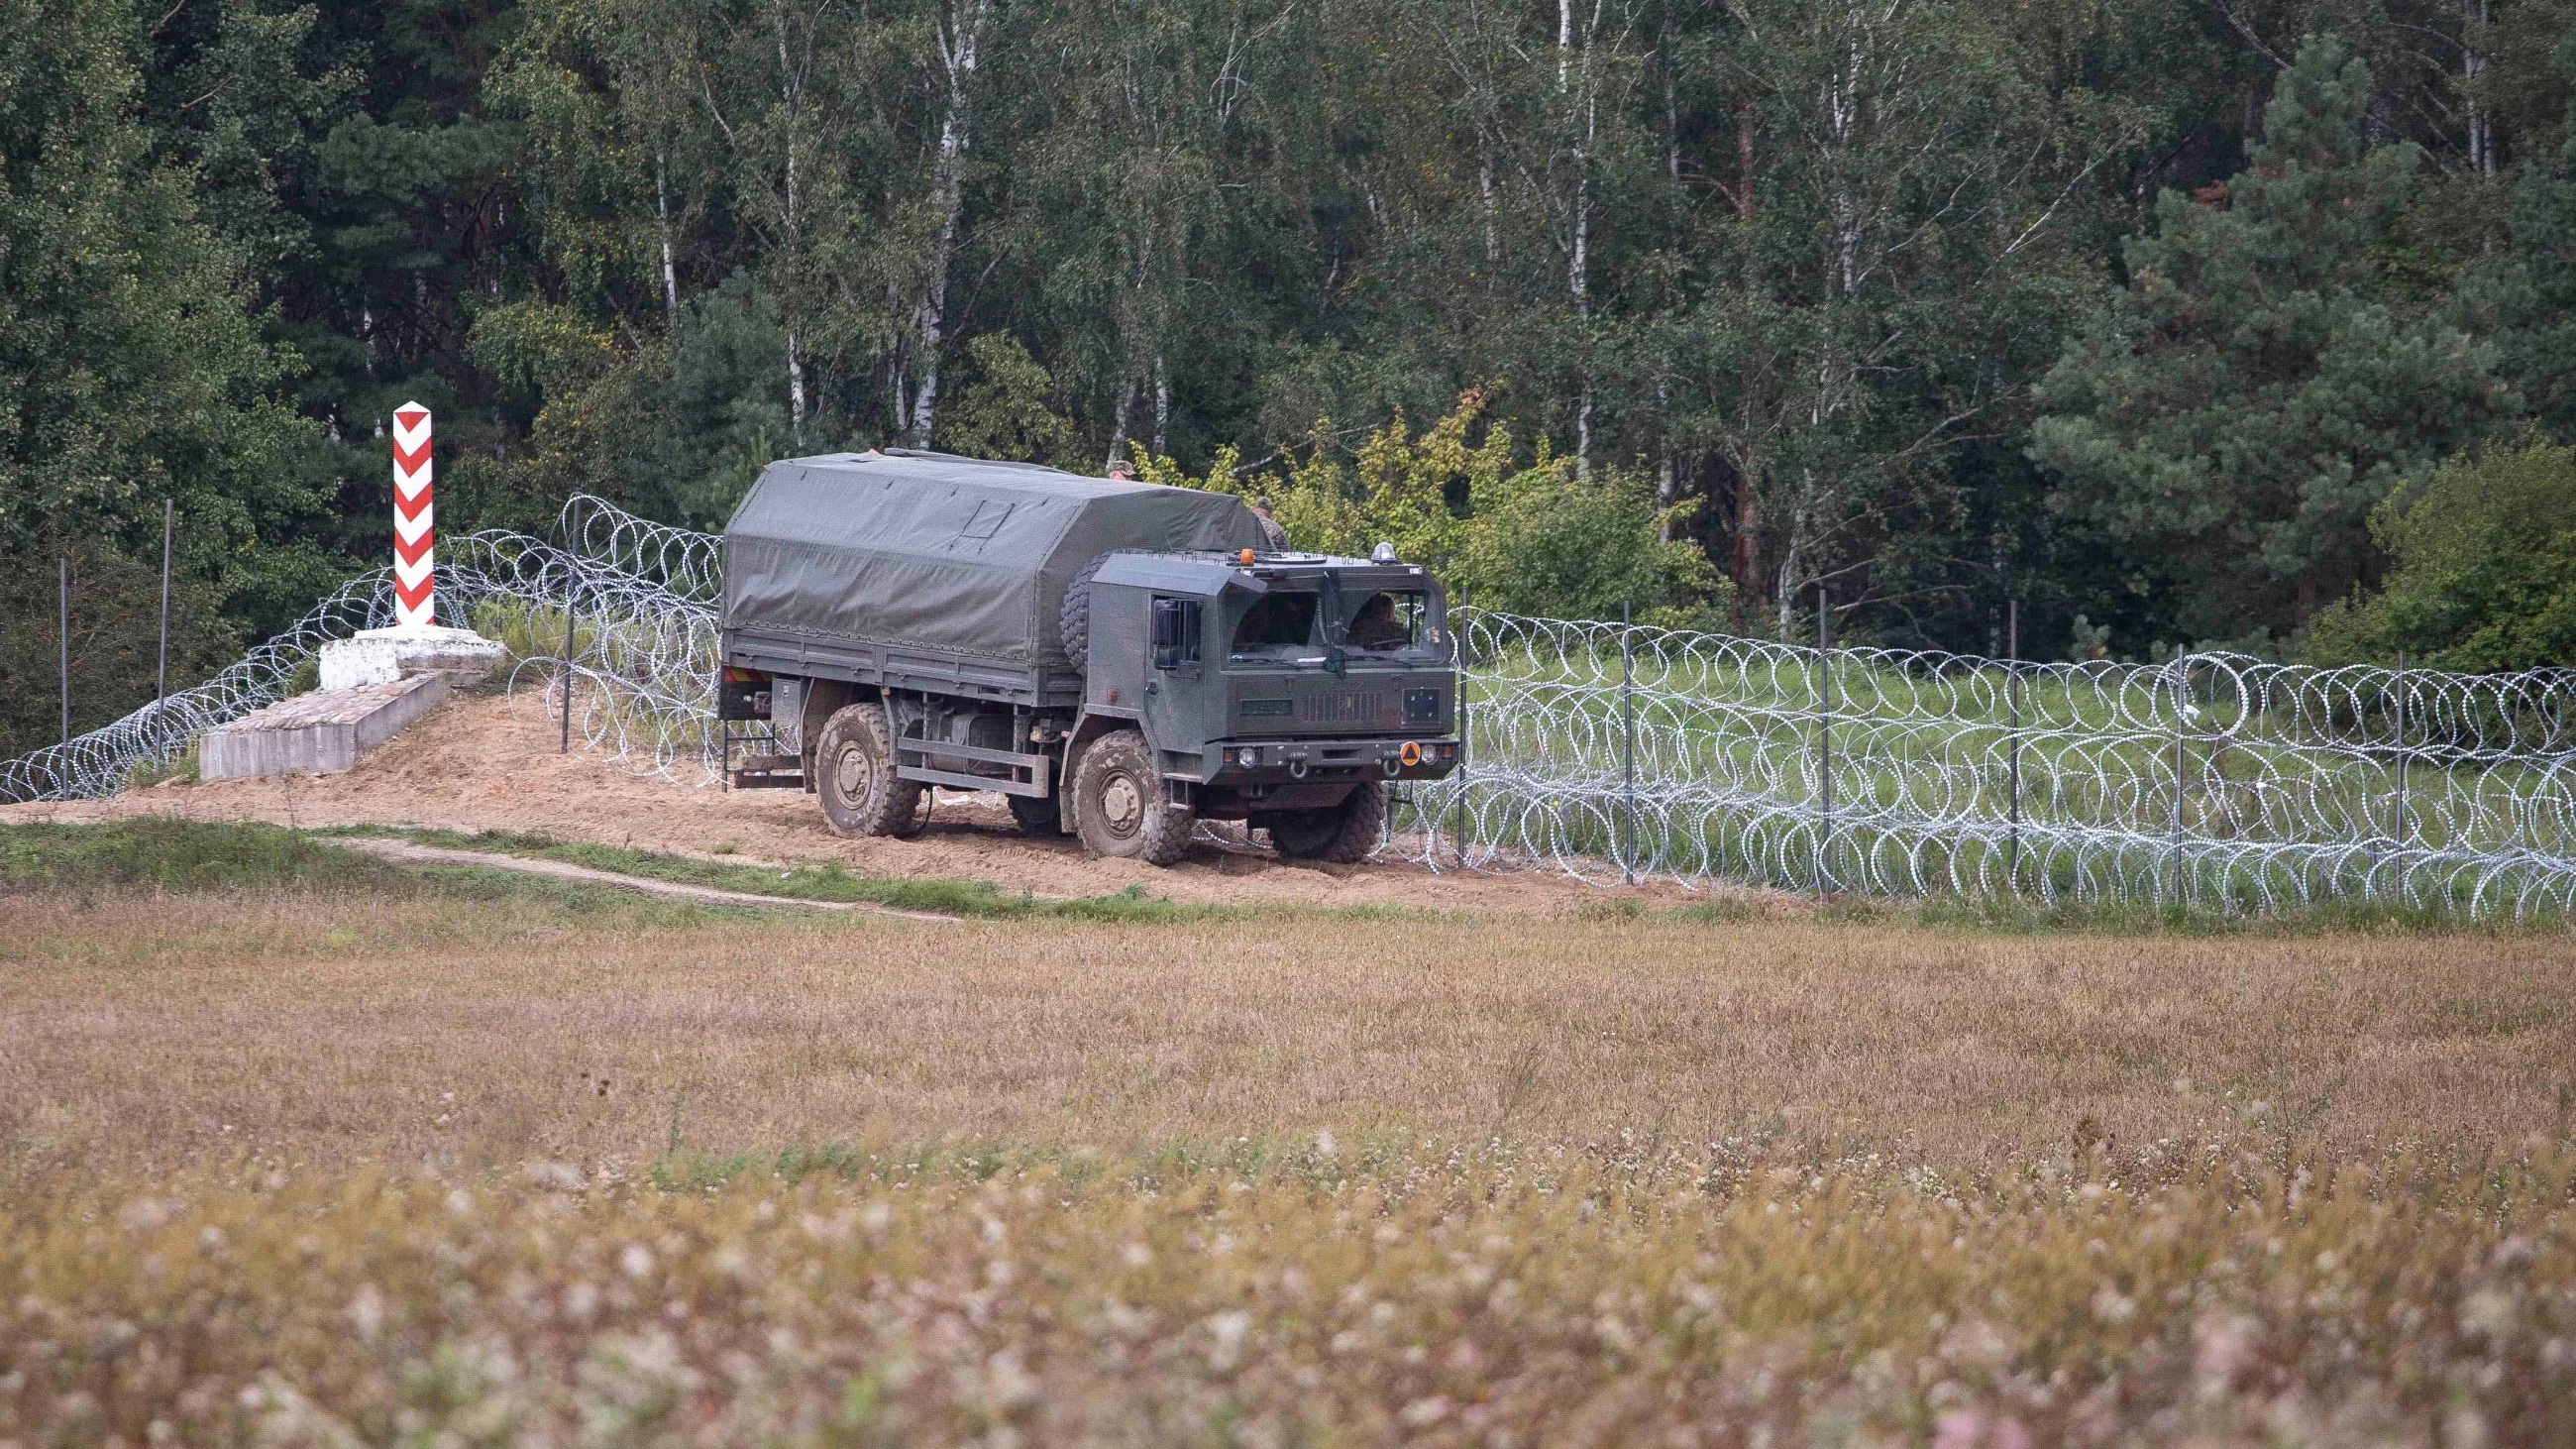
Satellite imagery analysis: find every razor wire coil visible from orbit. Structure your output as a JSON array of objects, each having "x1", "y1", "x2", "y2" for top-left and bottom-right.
[{"x1": 11, "y1": 497, "x2": 2576, "y2": 917}]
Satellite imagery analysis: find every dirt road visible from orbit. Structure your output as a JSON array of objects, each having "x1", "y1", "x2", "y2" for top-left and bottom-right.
[{"x1": 2, "y1": 692, "x2": 1693, "y2": 916}]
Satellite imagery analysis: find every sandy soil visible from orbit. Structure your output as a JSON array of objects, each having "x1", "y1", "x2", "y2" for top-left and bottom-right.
[{"x1": 1, "y1": 691, "x2": 1702, "y2": 917}]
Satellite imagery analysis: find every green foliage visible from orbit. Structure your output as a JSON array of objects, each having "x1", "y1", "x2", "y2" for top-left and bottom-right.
[
  {"x1": 0, "y1": 0, "x2": 333, "y2": 623},
  {"x1": 939, "y1": 335, "x2": 1079, "y2": 465},
  {"x1": 2033, "y1": 31, "x2": 2510, "y2": 650},
  {"x1": 2309, "y1": 439, "x2": 2576, "y2": 670},
  {"x1": 1462, "y1": 462, "x2": 1731, "y2": 629},
  {"x1": 1137, "y1": 390, "x2": 1724, "y2": 623},
  {"x1": 23, "y1": 0, "x2": 2576, "y2": 756},
  {"x1": 0, "y1": 532, "x2": 241, "y2": 760},
  {"x1": 469, "y1": 300, "x2": 617, "y2": 402},
  {"x1": 481, "y1": 274, "x2": 801, "y2": 530}
]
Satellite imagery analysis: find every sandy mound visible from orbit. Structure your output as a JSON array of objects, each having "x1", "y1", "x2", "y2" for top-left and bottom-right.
[{"x1": 3, "y1": 691, "x2": 1701, "y2": 917}]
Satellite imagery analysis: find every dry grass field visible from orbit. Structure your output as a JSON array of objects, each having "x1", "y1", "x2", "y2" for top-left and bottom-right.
[
  {"x1": 7, "y1": 885, "x2": 2576, "y2": 1171},
  {"x1": 5, "y1": 822, "x2": 2574, "y2": 1444}
]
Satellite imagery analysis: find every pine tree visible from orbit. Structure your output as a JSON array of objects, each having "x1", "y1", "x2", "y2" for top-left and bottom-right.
[
  {"x1": 0, "y1": 0, "x2": 327, "y2": 758},
  {"x1": 2031, "y1": 30, "x2": 2510, "y2": 651}
]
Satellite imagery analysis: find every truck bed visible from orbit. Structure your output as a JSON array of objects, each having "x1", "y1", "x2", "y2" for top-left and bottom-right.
[{"x1": 720, "y1": 625, "x2": 1084, "y2": 709}]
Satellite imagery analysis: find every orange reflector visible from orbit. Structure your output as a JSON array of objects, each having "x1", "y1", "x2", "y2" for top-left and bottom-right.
[
  {"x1": 1238, "y1": 548, "x2": 1255, "y2": 565},
  {"x1": 1400, "y1": 740, "x2": 1422, "y2": 766}
]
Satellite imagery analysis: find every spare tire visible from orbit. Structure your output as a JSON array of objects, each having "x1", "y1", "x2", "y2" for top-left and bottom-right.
[{"x1": 1058, "y1": 551, "x2": 1114, "y2": 672}]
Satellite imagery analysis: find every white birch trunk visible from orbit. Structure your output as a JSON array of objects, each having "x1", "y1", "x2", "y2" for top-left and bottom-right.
[
  {"x1": 788, "y1": 326, "x2": 806, "y2": 446},
  {"x1": 777, "y1": 9, "x2": 806, "y2": 446},
  {"x1": 1656, "y1": 375, "x2": 1673, "y2": 542},
  {"x1": 1565, "y1": 1, "x2": 1600, "y2": 478},
  {"x1": 656, "y1": 151, "x2": 679, "y2": 320},
  {"x1": 1152, "y1": 354, "x2": 1169, "y2": 456},
  {"x1": 909, "y1": 0, "x2": 991, "y2": 447},
  {"x1": 1105, "y1": 377, "x2": 1135, "y2": 473},
  {"x1": 1479, "y1": 155, "x2": 1499, "y2": 264},
  {"x1": 2464, "y1": 0, "x2": 2492, "y2": 176}
]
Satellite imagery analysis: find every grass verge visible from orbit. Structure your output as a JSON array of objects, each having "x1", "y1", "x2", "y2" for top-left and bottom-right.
[
  {"x1": 1587, "y1": 884, "x2": 2552, "y2": 936},
  {"x1": 315, "y1": 824, "x2": 1444, "y2": 923},
  {"x1": 0, "y1": 817, "x2": 771, "y2": 925}
]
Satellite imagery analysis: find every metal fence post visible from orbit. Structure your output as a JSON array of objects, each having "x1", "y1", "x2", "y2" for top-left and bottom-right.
[
  {"x1": 2006, "y1": 599, "x2": 2022, "y2": 892},
  {"x1": 2168, "y1": 656, "x2": 2187, "y2": 906},
  {"x1": 2394, "y1": 650, "x2": 2409, "y2": 848},
  {"x1": 157, "y1": 499, "x2": 172, "y2": 711},
  {"x1": 1620, "y1": 601, "x2": 1636, "y2": 885},
  {"x1": 561, "y1": 596, "x2": 577, "y2": 755},
  {"x1": 58, "y1": 556, "x2": 70, "y2": 747},
  {"x1": 1816, "y1": 585, "x2": 1832, "y2": 900},
  {"x1": 1453, "y1": 585, "x2": 1470, "y2": 867}
]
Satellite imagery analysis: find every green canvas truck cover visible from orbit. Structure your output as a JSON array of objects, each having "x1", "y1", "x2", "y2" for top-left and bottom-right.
[{"x1": 722, "y1": 449, "x2": 1265, "y2": 668}]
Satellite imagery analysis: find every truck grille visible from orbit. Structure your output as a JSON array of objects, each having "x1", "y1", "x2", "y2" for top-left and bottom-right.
[{"x1": 1299, "y1": 689, "x2": 1395, "y2": 726}]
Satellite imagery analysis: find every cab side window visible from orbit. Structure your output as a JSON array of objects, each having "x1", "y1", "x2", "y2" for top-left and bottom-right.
[{"x1": 1151, "y1": 597, "x2": 1203, "y2": 670}]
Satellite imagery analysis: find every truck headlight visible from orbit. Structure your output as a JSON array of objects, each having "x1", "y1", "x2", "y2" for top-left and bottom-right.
[{"x1": 1240, "y1": 746, "x2": 1260, "y2": 768}]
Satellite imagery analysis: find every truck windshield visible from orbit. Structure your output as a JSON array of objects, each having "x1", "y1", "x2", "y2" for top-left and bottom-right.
[
  {"x1": 1231, "y1": 591, "x2": 1320, "y2": 658},
  {"x1": 1344, "y1": 590, "x2": 1430, "y2": 653}
]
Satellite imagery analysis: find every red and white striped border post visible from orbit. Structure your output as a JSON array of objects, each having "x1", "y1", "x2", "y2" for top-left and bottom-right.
[{"x1": 392, "y1": 402, "x2": 435, "y2": 628}]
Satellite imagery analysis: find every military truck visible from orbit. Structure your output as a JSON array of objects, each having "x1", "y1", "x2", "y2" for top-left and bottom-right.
[{"x1": 715, "y1": 449, "x2": 1460, "y2": 865}]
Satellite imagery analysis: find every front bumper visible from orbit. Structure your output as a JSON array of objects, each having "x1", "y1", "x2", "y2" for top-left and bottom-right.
[{"x1": 1204, "y1": 735, "x2": 1459, "y2": 786}]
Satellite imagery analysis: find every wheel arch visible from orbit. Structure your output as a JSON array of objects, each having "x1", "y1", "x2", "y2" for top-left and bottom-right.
[
  {"x1": 1062, "y1": 708, "x2": 1155, "y2": 836},
  {"x1": 795, "y1": 678, "x2": 877, "y2": 778}
]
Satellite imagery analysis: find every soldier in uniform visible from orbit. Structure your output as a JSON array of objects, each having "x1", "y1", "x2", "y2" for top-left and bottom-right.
[{"x1": 1246, "y1": 496, "x2": 1289, "y2": 551}]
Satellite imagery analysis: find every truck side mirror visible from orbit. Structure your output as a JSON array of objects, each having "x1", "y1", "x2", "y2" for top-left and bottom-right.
[{"x1": 1151, "y1": 598, "x2": 1199, "y2": 671}]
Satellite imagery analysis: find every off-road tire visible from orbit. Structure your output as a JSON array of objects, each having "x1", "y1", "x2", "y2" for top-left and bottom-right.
[
  {"x1": 1057, "y1": 552, "x2": 1114, "y2": 672},
  {"x1": 1264, "y1": 782, "x2": 1385, "y2": 863},
  {"x1": 1007, "y1": 791, "x2": 1062, "y2": 836},
  {"x1": 814, "y1": 703, "x2": 925, "y2": 838},
  {"x1": 1072, "y1": 728, "x2": 1193, "y2": 864}
]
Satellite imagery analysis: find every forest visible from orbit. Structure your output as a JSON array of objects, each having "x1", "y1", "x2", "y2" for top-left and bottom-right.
[{"x1": 7, "y1": 0, "x2": 2576, "y2": 759}]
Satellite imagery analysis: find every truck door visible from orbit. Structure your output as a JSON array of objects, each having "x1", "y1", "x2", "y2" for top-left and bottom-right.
[{"x1": 1142, "y1": 595, "x2": 1206, "y2": 772}]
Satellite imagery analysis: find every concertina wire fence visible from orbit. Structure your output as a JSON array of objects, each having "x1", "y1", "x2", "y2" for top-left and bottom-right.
[{"x1": 9, "y1": 495, "x2": 2576, "y2": 918}]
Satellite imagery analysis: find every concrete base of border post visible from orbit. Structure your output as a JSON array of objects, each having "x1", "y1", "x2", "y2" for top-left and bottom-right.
[
  {"x1": 319, "y1": 624, "x2": 505, "y2": 693},
  {"x1": 201, "y1": 673, "x2": 450, "y2": 780}
]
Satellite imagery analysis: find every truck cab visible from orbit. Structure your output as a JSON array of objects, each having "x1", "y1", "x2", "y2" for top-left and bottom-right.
[
  {"x1": 1073, "y1": 550, "x2": 1459, "y2": 859},
  {"x1": 714, "y1": 450, "x2": 1458, "y2": 866}
]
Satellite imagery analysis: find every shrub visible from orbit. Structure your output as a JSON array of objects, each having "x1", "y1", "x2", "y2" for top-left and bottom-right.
[{"x1": 2310, "y1": 438, "x2": 2576, "y2": 668}]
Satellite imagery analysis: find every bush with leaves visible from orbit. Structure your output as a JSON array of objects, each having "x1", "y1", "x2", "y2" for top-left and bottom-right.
[
  {"x1": 1136, "y1": 390, "x2": 1726, "y2": 625},
  {"x1": 939, "y1": 335, "x2": 1081, "y2": 467},
  {"x1": 2309, "y1": 439, "x2": 2576, "y2": 670}
]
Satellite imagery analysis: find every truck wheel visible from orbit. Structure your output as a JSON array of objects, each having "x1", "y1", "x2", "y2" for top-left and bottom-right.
[
  {"x1": 815, "y1": 703, "x2": 925, "y2": 838},
  {"x1": 1057, "y1": 552, "x2": 1112, "y2": 672},
  {"x1": 1264, "y1": 782, "x2": 1384, "y2": 863},
  {"x1": 1072, "y1": 729, "x2": 1192, "y2": 864},
  {"x1": 1007, "y1": 792, "x2": 1061, "y2": 836}
]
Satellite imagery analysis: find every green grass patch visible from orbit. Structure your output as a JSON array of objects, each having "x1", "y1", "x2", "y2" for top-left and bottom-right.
[
  {"x1": 313, "y1": 825, "x2": 1448, "y2": 925},
  {"x1": 1, "y1": 818, "x2": 406, "y2": 893},
  {"x1": 0, "y1": 818, "x2": 768, "y2": 927},
  {"x1": 1905, "y1": 891, "x2": 2546, "y2": 938}
]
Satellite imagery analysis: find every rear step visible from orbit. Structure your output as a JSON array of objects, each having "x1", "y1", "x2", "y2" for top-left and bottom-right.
[{"x1": 727, "y1": 753, "x2": 806, "y2": 790}]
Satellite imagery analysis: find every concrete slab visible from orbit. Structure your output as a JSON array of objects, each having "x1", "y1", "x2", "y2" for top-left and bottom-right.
[{"x1": 200, "y1": 673, "x2": 452, "y2": 780}]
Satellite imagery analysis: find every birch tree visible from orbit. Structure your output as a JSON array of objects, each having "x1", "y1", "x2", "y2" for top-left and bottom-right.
[
  {"x1": 690, "y1": 0, "x2": 877, "y2": 448},
  {"x1": 901, "y1": 0, "x2": 994, "y2": 445},
  {"x1": 1665, "y1": 0, "x2": 2140, "y2": 632}
]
